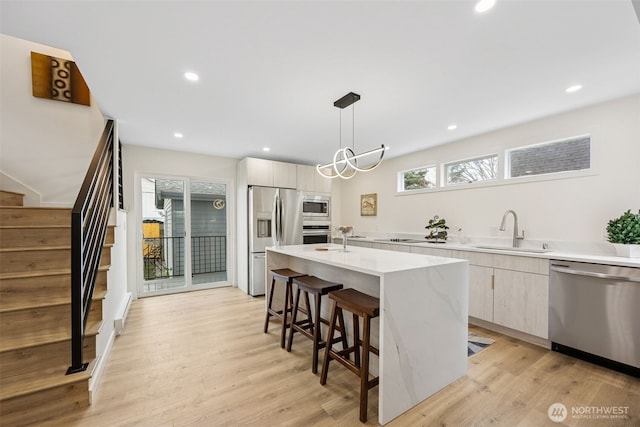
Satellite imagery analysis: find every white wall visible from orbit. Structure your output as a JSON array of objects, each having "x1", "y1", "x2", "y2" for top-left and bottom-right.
[
  {"x1": 0, "y1": 34, "x2": 106, "y2": 206},
  {"x1": 122, "y1": 144, "x2": 238, "y2": 298},
  {"x1": 338, "y1": 94, "x2": 640, "y2": 244}
]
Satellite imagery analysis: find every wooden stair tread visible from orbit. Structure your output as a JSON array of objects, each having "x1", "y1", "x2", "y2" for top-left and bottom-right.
[
  {"x1": 0, "y1": 245, "x2": 71, "y2": 252},
  {"x1": 0, "y1": 243, "x2": 118, "y2": 252},
  {"x1": 0, "y1": 320, "x2": 102, "y2": 353},
  {"x1": 0, "y1": 359, "x2": 94, "y2": 401},
  {"x1": 0, "y1": 289, "x2": 107, "y2": 313},
  {"x1": 0, "y1": 206, "x2": 70, "y2": 210},
  {"x1": 0, "y1": 266, "x2": 109, "y2": 280},
  {"x1": 0, "y1": 225, "x2": 70, "y2": 229}
]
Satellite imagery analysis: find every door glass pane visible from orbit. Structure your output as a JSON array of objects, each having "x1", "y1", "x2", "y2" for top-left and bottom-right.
[
  {"x1": 190, "y1": 181, "x2": 228, "y2": 285},
  {"x1": 141, "y1": 178, "x2": 186, "y2": 293}
]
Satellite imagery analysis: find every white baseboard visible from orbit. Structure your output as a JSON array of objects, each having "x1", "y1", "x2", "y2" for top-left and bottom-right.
[
  {"x1": 114, "y1": 292, "x2": 132, "y2": 335},
  {"x1": 88, "y1": 328, "x2": 115, "y2": 404}
]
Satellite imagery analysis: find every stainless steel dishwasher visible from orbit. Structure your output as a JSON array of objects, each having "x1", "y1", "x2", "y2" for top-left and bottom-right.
[{"x1": 549, "y1": 260, "x2": 640, "y2": 377}]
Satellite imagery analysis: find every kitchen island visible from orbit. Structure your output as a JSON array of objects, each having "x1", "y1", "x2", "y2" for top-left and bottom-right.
[{"x1": 266, "y1": 244, "x2": 469, "y2": 425}]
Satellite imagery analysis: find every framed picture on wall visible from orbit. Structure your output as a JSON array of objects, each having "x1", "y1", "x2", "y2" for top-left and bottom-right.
[{"x1": 360, "y1": 193, "x2": 377, "y2": 216}]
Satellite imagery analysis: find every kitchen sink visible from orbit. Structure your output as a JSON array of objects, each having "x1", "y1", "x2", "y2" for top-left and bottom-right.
[{"x1": 472, "y1": 245, "x2": 550, "y2": 253}]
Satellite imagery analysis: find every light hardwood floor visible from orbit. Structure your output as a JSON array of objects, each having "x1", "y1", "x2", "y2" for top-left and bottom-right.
[{"x1": 41, "y1": 287, "x2": 639, "y2": 427}]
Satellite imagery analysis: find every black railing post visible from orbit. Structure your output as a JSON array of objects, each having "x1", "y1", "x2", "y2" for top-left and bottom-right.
[{"x1": 67, "y1": 210, "x2": 88, "y2": 374}]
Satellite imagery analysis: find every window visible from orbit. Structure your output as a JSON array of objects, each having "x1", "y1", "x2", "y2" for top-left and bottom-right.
[
  {"x1": 507, "y1": 136, "x2": 590, "y2": 178},
  {"x1": 399, "y1": 166, "x2": 436, "y2": 192},
  {"x1": 445, "y1": 154, "x2": 498, "y2": 185}
]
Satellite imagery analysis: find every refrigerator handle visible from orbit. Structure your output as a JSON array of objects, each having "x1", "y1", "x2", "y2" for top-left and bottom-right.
[
  {"x1": 275, "y1": 193, "x2": 281, "y2": 244},
  {"x1": 278, "y1": 195, "x2": 284, "y2": 242}
]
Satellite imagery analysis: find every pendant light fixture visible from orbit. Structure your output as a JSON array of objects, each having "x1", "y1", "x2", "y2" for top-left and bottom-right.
[{"x1": 316, "y1": 92, "x2": 387, "y2": 179}]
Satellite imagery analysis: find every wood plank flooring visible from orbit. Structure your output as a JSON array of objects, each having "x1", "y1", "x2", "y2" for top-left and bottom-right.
[{"x1": 38, "y1": 287, "x2": 639, "y2": 427}]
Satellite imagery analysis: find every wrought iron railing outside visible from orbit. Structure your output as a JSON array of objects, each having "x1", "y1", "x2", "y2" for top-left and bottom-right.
[{"x1": 143, "y1": 235, "x2": 227, "y2": 280}]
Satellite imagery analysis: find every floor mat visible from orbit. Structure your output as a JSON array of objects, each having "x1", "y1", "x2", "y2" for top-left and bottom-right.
[{"x1": 468, "y1": 332, "x2": 495, "y2": 357}]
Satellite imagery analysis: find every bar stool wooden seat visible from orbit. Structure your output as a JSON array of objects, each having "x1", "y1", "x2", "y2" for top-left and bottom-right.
[
  {"x1": 263, "y1": 268, "x2": 307, "y2": 348},
  {"x1": 320, "y1": 288, "x2": 380, "y2": 423},
  {"x1": 286, "y1": 275, "x2": 348, "y2": 374}
]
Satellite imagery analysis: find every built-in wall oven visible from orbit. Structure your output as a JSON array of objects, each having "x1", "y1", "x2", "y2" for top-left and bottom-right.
[
  {"x1": 303, "y1": 222, "x2": 331, "y2": 245},
  {"x1": 302, "y1": 194, "x2": 330, "y2": 220}
]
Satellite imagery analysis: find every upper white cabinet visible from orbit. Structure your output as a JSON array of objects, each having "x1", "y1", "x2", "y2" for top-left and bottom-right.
[
  {"x1": 241, "y1": 159, "x2": 331, "y2": 192},
  {"x1": 296, "y1": 164, "x2": 331, "y2": 194},
  {"x1": 243, "y1": 157, "x2": 297, "y2": 188},
  {"x1": 244, "y1": 158, "x2": 273, "y2": 187},
  {"x1": 273, "y1": 162, "x2": 297, "y2": 189}
]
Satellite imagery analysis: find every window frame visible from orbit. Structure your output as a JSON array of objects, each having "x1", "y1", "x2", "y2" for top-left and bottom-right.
[
  {"x1": 504, "y1": 134, "x2": 592, "y2": 180},
  {"x1": 443, "y1": 153, "x2": 499, "y2": 187},
  {"x1": 397, "y1": 164, "x2": 438, "y2": 193}
]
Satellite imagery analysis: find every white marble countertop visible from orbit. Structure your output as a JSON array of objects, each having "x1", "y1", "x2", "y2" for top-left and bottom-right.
[
  {"x1": 266, "y1": 243, "x2": 465, "y2": 276},
  {"x1": 338, "y1": 237, "x2": 640, "y2": 268}
]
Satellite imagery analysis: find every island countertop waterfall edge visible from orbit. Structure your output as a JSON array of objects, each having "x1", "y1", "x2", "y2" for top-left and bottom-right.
[{"x1": 265, "y1": 243, "x2": 469, "y2": 425}]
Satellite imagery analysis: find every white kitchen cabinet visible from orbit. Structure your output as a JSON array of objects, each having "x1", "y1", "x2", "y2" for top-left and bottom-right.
[
  {"x1": 273, "y1": 161, "x2": 297, "y2": 189},
  {"x1": 457, "y1": 250, "x2": 549, "y2": 338},
  {"x1": 244, "y1": 157, "x2": 274, "y2": 187},
  {"x1": 493, "y1": 269, "x2": 549, "y2": 338},
  {"x1": 244, "y1": 157, "x2": 297, "y2": 188},
  {"x1": 296, "y1": 164, "x2": 331, "y2": 194},
  {"x1": 433, "y1": 249, "x2": 550, "y2": 339},
  {"x1": 468, "y1": 265, "x2": 494, "y2": 322}
]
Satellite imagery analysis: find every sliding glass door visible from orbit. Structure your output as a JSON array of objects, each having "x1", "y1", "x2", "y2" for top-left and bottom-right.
[
  {"x1": 189, "y1": 180, "x2": 228, "y2": 285},
  {"x1": 139, "y1": 175, "x2": 229, "y2": 296}
]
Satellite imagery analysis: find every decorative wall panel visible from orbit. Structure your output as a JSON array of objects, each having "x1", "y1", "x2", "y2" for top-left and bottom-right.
[{"x1": 31, "y1": 51, "x2": 90, "y2": 106}]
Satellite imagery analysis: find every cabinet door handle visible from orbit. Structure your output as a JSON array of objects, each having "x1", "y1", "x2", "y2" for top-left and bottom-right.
[{"x1": 491, "y1": 274, "x2": 495, "y2": 290}]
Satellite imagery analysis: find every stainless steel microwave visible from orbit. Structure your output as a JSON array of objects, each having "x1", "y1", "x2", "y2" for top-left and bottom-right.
[{"x1": 302, "y1": 194, "x2": 330, "y2": 219}]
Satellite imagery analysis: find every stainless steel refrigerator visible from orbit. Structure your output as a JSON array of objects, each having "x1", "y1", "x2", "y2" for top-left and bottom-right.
[{"x1": 248, "y1": 186, "x2": 303, "y2": 296}]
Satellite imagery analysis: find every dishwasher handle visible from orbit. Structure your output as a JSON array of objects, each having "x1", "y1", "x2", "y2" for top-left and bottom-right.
[{"x1": 550, "y1": 265, "x2": 640, "y2": 283}]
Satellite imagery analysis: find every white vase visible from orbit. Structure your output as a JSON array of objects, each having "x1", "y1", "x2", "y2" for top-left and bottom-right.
[{"x1": 612, "y1": 243, "x2": 640, "y2": 258}]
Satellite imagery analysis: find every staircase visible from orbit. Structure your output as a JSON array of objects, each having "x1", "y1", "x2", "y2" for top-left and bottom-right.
[{"x1": 0, "y1": 190, "x2": 113, "y2": 425}]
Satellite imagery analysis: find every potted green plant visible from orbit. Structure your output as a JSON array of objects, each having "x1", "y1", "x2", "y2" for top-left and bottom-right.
[
  {"x1": 606, "y1": 209, "x2": 640, "y2": 258},
  {"x1": 425, "y1": 215, "x2": 449, "y2": 243}
]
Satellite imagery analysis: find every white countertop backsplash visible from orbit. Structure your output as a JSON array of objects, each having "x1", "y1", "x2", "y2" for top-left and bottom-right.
[{"x1": 335, "y1": 233, "x2": 640, "y2": 268}]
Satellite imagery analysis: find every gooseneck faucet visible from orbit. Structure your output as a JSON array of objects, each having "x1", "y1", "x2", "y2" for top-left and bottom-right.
[{"x1": 500, "y1": 209, "x2": 525, "y2": 248}]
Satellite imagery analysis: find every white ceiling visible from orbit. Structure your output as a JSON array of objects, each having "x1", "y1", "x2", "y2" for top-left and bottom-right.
[{"x1": 2, "y1": 1, "x2": 639, "y2": 166}]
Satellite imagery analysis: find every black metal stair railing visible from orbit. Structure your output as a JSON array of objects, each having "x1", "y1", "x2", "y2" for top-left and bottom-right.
[{"x1": 67, "y1": 119, "x2": 115, "y2": 374}]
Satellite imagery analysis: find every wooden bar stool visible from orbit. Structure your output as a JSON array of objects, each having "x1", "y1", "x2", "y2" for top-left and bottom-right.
[
  {"x1": 263, "y1": 268, "x2": 307, "y2": 348},
  {"x1": 286, "y1": 276, "x2": 348, "y2": 374},
  {"x1": 320, "y1": 288, "x2": 380, "y2": 423}
]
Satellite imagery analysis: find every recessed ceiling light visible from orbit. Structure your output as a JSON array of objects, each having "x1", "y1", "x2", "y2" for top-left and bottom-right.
[
  {"x1": 263, "y1": 147, "x2": 270, "y2": 152},
  {"x1": 174, "y1": 132, "x2": 183, "y2": 138},
  {"x1": 447, "y1": 124, "x2": 458, "y2": 131},
  {"x1": 475, "y1": 0, "x2": 496, "y2": 13},
  {"x1": 565, "y1": 84, "x2": 583, "y2": 93},
  {"x1": 184, "y1": 72, "x2": 199, "y2": 82}
]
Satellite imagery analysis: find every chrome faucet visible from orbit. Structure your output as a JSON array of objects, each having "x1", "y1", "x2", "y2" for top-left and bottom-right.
[{"x1": 500, "y1": 209, "x2": 525, "y2": 248}]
